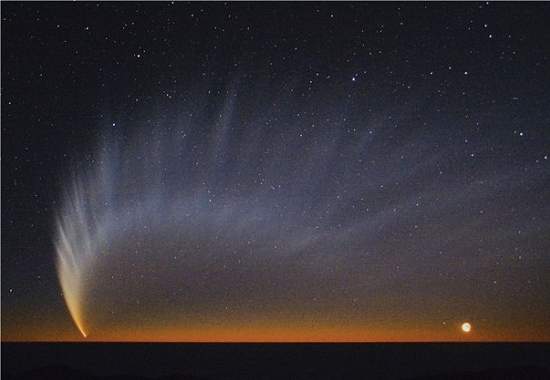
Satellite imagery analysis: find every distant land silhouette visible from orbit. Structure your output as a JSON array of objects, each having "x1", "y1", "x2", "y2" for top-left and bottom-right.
[
  {"x1": 2, "y1": 343, "x2": 550, "y2": 380},
  {"x1": 5, "y1": 365, "x2": 550, "y2": 380}
]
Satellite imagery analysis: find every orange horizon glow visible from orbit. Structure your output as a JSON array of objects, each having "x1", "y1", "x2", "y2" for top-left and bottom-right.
[
  {"x1": 4, "y1": 305, "x2": 549, "y2": 343},
  {"x1": 4, "y1": 323, "x2": 549, "y2": 343}
]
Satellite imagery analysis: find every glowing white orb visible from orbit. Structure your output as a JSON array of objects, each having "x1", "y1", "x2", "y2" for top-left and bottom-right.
[{"x1": 461, "y1": 322, "x2": 472, "y2": 333}]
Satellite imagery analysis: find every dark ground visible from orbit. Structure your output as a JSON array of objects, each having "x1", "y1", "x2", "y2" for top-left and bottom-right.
[{"x1": 2, "y1": 343, "x2": 550, "y2": 379}]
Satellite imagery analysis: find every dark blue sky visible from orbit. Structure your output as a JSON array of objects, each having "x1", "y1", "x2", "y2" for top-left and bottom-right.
[{"x1": 2, "y1": 2, "x2": 549, "y2": 341}]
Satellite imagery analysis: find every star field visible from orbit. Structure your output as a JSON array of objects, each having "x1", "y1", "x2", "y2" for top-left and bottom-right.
[{"x1": 2, "y1": 2, "x2": 550, "y2": 342}]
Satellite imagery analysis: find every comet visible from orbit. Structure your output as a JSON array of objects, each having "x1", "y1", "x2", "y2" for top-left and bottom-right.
[
  {"x1": 55, "y1": 176, "x2": 100, "y2": 338},
  {"x1": 53, "y1": 91, "x2": 477, "y2": 338}
]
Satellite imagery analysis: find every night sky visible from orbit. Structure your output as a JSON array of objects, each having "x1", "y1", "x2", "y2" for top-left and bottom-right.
[{"x1": 2, "y1": 2, "x2": 550, "y2": 342}]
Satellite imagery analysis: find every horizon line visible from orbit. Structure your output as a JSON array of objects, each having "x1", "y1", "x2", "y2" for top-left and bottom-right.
[{"x1": 3, "y1": 340, "x2": 549, "y2": 344}]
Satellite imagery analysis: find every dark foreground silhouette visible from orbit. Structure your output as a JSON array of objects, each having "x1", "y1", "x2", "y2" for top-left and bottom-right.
[
  {"x1": 3, "y1": 343, "x2": 550, "y2": 380},
  {"x1": 4, "y1": 365, "x2": 550, "y2": 380}
]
